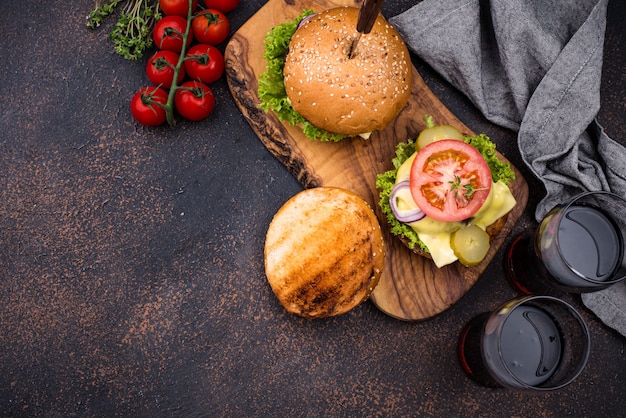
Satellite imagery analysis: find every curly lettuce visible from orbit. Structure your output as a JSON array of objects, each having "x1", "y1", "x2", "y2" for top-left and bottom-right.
[
  {"x1": 465, "y1": 133, "x2": 515, "y2": 184},
  {"x1": 375, "y1": 134, "x2": 516, "y2": 253},
  {"x1": 257, "y1": 10, "x2": 349, "y2": 142}
]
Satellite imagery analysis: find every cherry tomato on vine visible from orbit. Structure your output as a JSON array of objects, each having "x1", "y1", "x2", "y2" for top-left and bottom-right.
[
  {"x1": 184, "y1": 44, "x2": 224, "y2": 84},
  {"x1": 159, "y1": 0, "x2": 197, "y2": 16},
  {"x1": 202, "y1": 0, "x2": 239, "y2": 13},
  {"x1": 410, "y1": 140, "x2": 492, "y2": 222},
  {"x1": 153, "y1": 15, "x2": 193, "y2": 52},
  {"x1": 192, "y1": 9, "x2": 230, "y2": 45},
  {"x1": 130, "y1": 86, "x2": 168, "y2": 126},
  {"x1": 146, "y1": 50, "x2": 185, "y2": 88},
  {"x1": 175, "y1": 80, "x2": 216, "y2": 121}
]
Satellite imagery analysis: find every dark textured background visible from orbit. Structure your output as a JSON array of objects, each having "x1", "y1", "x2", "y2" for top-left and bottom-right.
[{"x1": 0, "y1": 0, "x2": 624, "y2": 416}]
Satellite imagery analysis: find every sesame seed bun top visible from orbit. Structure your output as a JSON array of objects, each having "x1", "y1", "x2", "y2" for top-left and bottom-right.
[{"x1": 283, "y1": 7, "x2": 412, "y2": 136}]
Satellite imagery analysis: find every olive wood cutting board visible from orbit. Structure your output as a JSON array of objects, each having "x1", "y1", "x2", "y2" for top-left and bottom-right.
[{"x1": 224, "y1": 0, "x2": 529, "y2": 320}]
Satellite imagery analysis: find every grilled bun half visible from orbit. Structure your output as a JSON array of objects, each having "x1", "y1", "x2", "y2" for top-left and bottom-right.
[
  {"x1": 283, "y1": 7, "x2": 412, "y2": 136},
  {"x1": 264, "y1": 187, "x2": 385, "y2": 318}
]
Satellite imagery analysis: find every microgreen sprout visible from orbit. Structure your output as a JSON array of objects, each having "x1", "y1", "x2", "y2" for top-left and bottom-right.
[
  {"x1": 86, "y1": 0, "x2": 162, "y2": 60},
  {"x1": 449, "y1": 175, "x2": 485, "y2": 198}
]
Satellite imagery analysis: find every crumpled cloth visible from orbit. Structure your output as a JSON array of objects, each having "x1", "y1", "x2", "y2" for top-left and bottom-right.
[{"x1": 390, "y1": 0, "x2": 626, "y2": 337}]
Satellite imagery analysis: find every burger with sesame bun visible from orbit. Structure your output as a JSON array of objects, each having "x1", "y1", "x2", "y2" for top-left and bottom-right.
[{"x1": 258, "y1": 7, "x2": 412, "y2": 142}]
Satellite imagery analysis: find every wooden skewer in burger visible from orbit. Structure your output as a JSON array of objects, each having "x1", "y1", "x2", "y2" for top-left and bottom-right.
[{"x1": 348, "y1": 0, "x2": 387, "y2": 58}]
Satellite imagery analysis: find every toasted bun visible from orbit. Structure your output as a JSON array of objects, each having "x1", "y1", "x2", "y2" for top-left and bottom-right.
[
  {"x1": 264, "y1": 187, "x2": 385, "y2": 318},
  {"x1": 283, "y1": 7, "x2": 412, "y2": 136}
]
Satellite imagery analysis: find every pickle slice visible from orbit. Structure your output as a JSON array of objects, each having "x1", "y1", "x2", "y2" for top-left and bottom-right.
[
  {"x1": 450, "y1": 224, "x2": 490, "y2": 266},
  {"x1": 416, "y1": 115, "x2": 464, "y2": 150}
]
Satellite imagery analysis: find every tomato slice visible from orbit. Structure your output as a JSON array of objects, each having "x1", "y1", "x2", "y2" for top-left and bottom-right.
[{"x1": 410, "y1": 139, "x2": 491, "y2": 222}]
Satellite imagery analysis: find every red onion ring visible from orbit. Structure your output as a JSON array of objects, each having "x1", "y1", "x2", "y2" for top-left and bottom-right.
[
  {"x1": 390, "y1": 180, "x2": 425, "y2": 223},
  {"x1": 296, "y1": 13, "x2": 316, "y2": 30}
]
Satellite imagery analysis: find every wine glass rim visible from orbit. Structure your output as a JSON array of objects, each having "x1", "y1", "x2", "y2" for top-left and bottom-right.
[{"x1": 554, "y1": 191, "x2": 626, "y2": 286}]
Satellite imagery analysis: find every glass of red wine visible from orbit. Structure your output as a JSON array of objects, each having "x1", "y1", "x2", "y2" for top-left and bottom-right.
[
  {"x1": 458, "y1": 295, "x2": 590, "y2": 391},
  {"x1": 506, "y1": 191, "x2": 626, "y2": 295}
]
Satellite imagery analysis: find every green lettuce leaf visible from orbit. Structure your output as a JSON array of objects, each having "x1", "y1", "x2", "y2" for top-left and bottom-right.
[
  {"x1": 465, "y1": 133, "x2": 515, "y2": 184},
  {"x1": 257, "y1": 10, "x2": 349, "y2": 142},
  {"x1": 375, "y1": 134, "x2": 516, "y2": 252}
]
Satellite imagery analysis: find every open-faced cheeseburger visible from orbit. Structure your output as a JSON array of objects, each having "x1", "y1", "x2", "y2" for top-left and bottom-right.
[
  {"x1": 264, "y1": 187, "x2": 385, "y2": 318},
  {"x1": 376, "y1": 116, "x2": 517, "y2": 268},
  {"x1": 258, "y1": 7, "x2": 412, "y2": 141}
]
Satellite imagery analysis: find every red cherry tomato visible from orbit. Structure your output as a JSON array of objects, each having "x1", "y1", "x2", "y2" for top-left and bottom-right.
[
  {"x1": 159, "y1": 0, "x2": 197, "y2": 16},
  {"x1": 410, "y1": 139, "x2": 492, "y2": 222},
  {"x1": 153, "y1": 15, "x2": 193, "y2": 52},
  {"x1": 174, "y1": 80, "x2": 215, "y2": 121},
  {"x1": 130, "y1": 86, "x2": 168, "y2": 126},
  {"x1": 146, "y1": 50, "x2": 185, "y2": 88},
  {"x1": 192, "y1": 9, "x2": 230, "y2": 45},
  {"x1": 202, "y1": 0, "x2": 239, "y2": 13},
  {"x1": 184, "y1": 44, "x2": 224, "y2": 84}
]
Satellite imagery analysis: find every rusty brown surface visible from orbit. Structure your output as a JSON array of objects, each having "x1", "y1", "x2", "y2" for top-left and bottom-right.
[{"x1": 0, "y1": 1, "x2": 624, "y2": 416}]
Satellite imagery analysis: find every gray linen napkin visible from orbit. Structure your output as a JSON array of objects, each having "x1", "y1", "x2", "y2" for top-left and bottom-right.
[{"x1": 390, "y1": 0, "x2": 626, "y2": 337}]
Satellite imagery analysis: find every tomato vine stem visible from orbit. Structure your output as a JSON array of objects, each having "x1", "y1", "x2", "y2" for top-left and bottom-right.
[{"x1": 164, "y1": 1, "x2": 195, "y2": 126}]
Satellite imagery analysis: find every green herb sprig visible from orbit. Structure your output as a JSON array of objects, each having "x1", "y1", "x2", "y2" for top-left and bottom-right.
[
  {"x1": 86, "y1": 0, "x2": 122, "y2": 29},
  {"x1": 449, "y1": 175, "x2": 488, "y2": 199},
  {"x1": 86, "y1": 0, "x2": 162, "y2": 60}
]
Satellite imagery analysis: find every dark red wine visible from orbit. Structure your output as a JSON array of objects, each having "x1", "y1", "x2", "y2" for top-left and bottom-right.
[
  {"x1": 550, "y1": 205, "x2": 623, "y2": 283},
  {"x1": 505, "y1": 232, "x2": 560, "y2": 296},
  {"x1": 458, "y1": 313, "x2": 502, "y2": 388},
  {"x1": 499, "y1": 306, "x2": 562, "y2": 386},
  {"x1": 458, "y1": 306, "x2": 563, "y2": 388},
  {"x1": 506, "y1": 204, "x2": 624, "y2": 294}
]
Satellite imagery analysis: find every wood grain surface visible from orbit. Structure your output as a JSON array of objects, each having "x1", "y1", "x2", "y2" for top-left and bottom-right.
[{"x1": 224, "y1": 0, "x2": 528, "y2": 320}]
